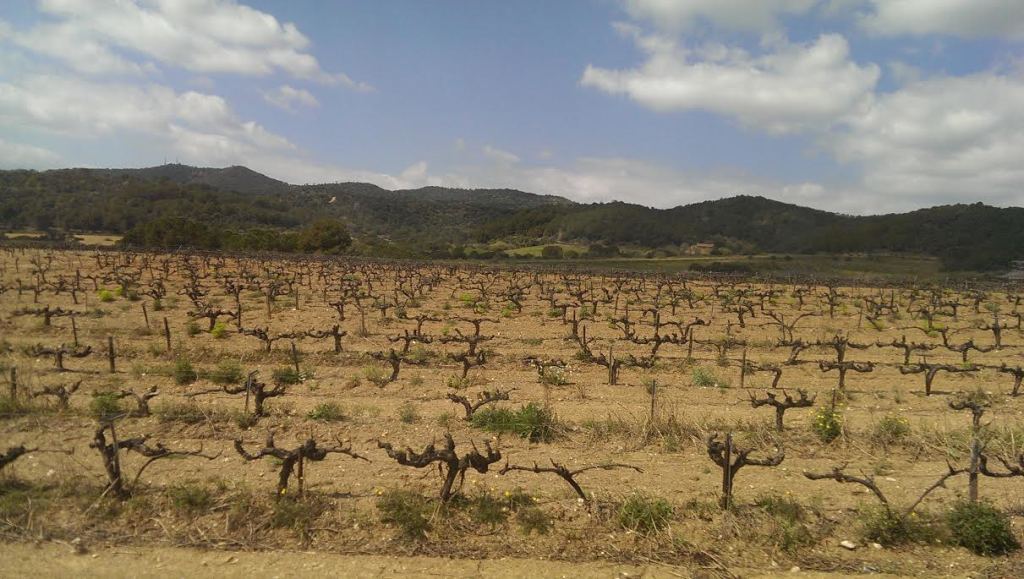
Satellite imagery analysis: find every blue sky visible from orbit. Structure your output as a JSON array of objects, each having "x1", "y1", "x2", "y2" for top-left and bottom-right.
[{"x1": 1, "y1": 1, "x2": 1022, "y2": 213}]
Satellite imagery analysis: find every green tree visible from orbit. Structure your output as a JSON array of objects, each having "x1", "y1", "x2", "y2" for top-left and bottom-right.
[
  {"x1": 540, "y1": 245, "x2": 563, "y2": 259},
  {"x1": 295, "y1": 219, "x2": 352, "y2": 253}
]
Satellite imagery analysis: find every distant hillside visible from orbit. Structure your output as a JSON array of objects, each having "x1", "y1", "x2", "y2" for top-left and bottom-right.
[
  {"x1": 96, "y1": 164, "x2": 291, "y2": 195},
  {"x1": 0, "y1": 164, "x2": 1020, "y2": 270}
]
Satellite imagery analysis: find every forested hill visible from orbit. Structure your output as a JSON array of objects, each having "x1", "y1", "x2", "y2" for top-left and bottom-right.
[{"x1": 0, "y1": 165, "x2": 1020, "y2": 270}]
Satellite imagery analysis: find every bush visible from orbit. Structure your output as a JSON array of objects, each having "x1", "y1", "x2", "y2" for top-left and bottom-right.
[
  {"x1": 812, "y1": 404, "x2": 843, "y2": 443},
  {"x1": 270, "y1": 496, "x2": 326, "y2": 532},
  {"x1": 471, "y1": 403, "x2": 560, "y2": 443},
  {"x1": 398, "y1": 402, "x2": 419, "y2": 424},
  {"x1": 755, "y1": 493, "x2": 806, "y2": 524},
  {"x1": 861, "y1": 506, "x2": 939, "y2": 546},
  {"x1": 186, "y1": 321, "x2": 202, "y2": 336},
  {"x1": 377, "y1": 489, "x2": 432, "y2": 540},
  {"x1": 168, "y1": 483, "x2": 213, "y2": 514},
  {"x1": 173, "y1": 359, "x2": 198, "y2": 385},
  {"x1": 467, "y1": 492, "x2": 508, "y2": 527},
  {"x1": 540, "y1": 245, "x2": 564, "y2": 259},
  {"x1": 870, "y1": 413, "x2": 911, "y2": 447},
  {"x1": 619, "y1": 492, "x2": 674, "y2": 534},
  {"x1": 307, "y1": 402, "x2": 346, "y2": 422},
  {"x1": 755, "y1": 493, "x2": 816, "y2": 552},
  {"x1": 208, "y1": 360, "x2": 244, "y2": 385},
  {"x1": 538, "y1": 366, "x2": 568, "y2": 386},
  {"x1": 90, "y1": 391, "x2": 123, "y2": 420},
  {"x1": 947, "y1": 501, "x2": 1020, "y2": 556},
  {"x1": 155, "y1": 402, "x2": 207, "y2": 424},
  {"x1": 363, "y1": 365, "x2": 390, "y2": 388},
  {"x1": 692, "y1": 367, "x2": 727, "y2": 388},
  {"x1": 210, "y1": 322, "x2": 229, "y2": 339},
  {"x1": 517, "y1": 506, "x2": 552, "y2": 535},
  {"x1": 272, "y1": 367, "x2": 302, "y2": 385},
  {"x1": 97, "y1": 289, "x2": 115, "y2": 302}
]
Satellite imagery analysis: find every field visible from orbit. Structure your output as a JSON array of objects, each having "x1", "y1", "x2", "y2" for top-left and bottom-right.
[{"x1": 1, "y1": 249, "x2": 1023, "y2": 577}]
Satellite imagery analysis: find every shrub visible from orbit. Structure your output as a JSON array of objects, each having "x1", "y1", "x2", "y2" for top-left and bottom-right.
[
  {"x1": 168, "y1": 483, "x2": 213, "y2": 514},
  {"x1": 272, "y1": 367, "x2": 302, "y2": 385},
  {"x1": 90, "y1": 391, "x2": 123, "y2": 420},
  {"x1": 619, "y1": 492, "x2": 674, "y2": 534},
  {"x1": 363, "y1": 365, "x2": 390, "y2": 388},
  {"x1": 870, "y1": 413, "x2": 911, "y2": 447},
  {"x1": 861, "y1": 506, "x2": 939, "y2": 546},
  {"x1": 155, "y1": 402, "x2": 207, "y2": 424},
  {"x1": 947, "y1": 501, "x2": 1020, "y2": 556},
  {"x1": 97, "y1": 289, "x2": 115, "y2": 302},
  {"x1": 692, "y1": 367, "x2": 727, "y2": 388},
  {"x1": 812, "y1": 404, "x2": 843, "y2": 443},
  {"x1": 445, "y1": 374, "x2": 482, "y2": 390},
  {"x1": 471, "y1": 403, "x2": 560, "y2": 443},
  {"x1": 755, "y1": 493, "x2": 816, "y2": 552},
  {"x1": 208, "y1": 360, "x2": 243, "y2": 385},
  {"x1": 540, "y1": 245, "x2": 563, "y2": 259},
  {"x1": 173, "y1": 358, "x2": 198, "y2": 385},
  {"x1": 210, "y1": 322, "x2": 229, "y2": 339},
  {"x1": 270, "y1": 496, "x2": 325, "y2": 532},
  {"x1": 186, "y1": 321, "x2": 202, "y2": 336},
  {"x1": 436, "y1": 411, "x2": 455, "y2": 429},
  {"x1": 755, "y1": 493, "x2": 806, "y2": 524},
  {"x1": 468, "y1": 492, "x2": 508, "y2": 527},
  {"x1": 517, "y1": 506, "x2": 552, "y2": 535},
  {"x1": 377, "y1": 489, "x2": 432, "y2": 540},
  {"x1": 398, "y1": 402, "x2": 419, "y2": 424},
  {"x1": 307, "y1": 402, "x2": 346, "y2": 422},
  {"x1": 538, "y1": 366, "x2": 568, "y2": 386}
]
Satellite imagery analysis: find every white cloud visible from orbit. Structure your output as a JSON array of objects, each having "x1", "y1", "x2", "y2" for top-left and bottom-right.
[
  {"x1": 9, "y1": 0, "x2": 369, "y2": 88},
  {"x1": 0, "y1": 74, "x2": 294, "y2": 165},
  {"x1": 623, "y1": 0, "x2": 818, "y2": 32},
  {"x1": 482, "y1": 145, "x2": 520, "y2": 164},
  {"x1": 7, "y1": 20, "x2": 154, "y2": 75},
  {"x1": 830, "y1": 73, "x2": 1024, "y2": 206},
  {"x1": 582, "y1": 30, "x2": 879, "y2": 133},
  {"x1": 262, "y1": 85, "x2": 319, "y2": 112},
  {"x1": 861, "y1": 0, "x2": 1024, "y2": 40},
  {"x1": 0, "y1": 137, "x2": 61, "y2": 169}
]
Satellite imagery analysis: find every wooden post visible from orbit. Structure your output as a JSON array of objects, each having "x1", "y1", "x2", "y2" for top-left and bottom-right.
[
  {"x1": 969, "y1": 437, "x2": 981, "y2": 503},
  {"x1": 163, "y1": 317, "x2": 171, "y2": 352},
  {"x1": 649, "y1": 379, "x2": 657, "y2": 425},
  {"x1": 142, "y1": 302, "x2": 150, "y2": 330},
  {"x1": 244, "y1": 373, "x2": 252, "y2": 415},
  {"x1": 71, "y1": 316, "x2": 79, "y2": 347},
  {"x1": 608, "y1": 344, "x2": 616, "y2": 385},
  {"x1": 291, "y1": 341, "x2": 300, "y2": 375},
  {"x1": 107, "y1": 336, "x2": 116, "y2": 373},
  {"x1": 297, "y1": 454, "x2": 305, "y2": 497},
  {"x1": 721, "y1": 432, "x2": 733, "y2": 510},
  {"x1": 740, "y1": 348, "x2": 747, "y2": 389}
]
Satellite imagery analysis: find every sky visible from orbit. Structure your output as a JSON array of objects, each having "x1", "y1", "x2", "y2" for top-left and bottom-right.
[{"x1": 0, "y1": 0, "x2": 1022, "y2": 214}]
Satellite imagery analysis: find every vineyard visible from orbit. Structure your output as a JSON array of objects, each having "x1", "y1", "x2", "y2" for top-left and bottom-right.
[{"x1": 1, "y1": 248, "x2": 1023, "y2": 577}]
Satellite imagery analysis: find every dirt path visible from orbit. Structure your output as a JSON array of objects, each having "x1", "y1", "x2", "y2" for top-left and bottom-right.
[
  {"x1": 0, "y1": 542, "x2": 659, "y2": 578},
  {"x1": 0, "y1": 542, "x2": 918, "y2": 578}
]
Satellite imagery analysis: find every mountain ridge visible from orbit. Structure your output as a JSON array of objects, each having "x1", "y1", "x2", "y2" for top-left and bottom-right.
[{"x1": 0, "y1": 164, "x2": 1020, "y2": 270}]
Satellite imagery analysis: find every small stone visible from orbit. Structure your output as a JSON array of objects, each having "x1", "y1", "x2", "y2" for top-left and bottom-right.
[
  {"x1": 871, "y1": 542, "x2": 883, "y2": 550},
  {"x1": 789, "y1": 566, "x2": 801, "y2": 573},
  {"x1": 840, "y1": 540, "x2": 858, "y2": 550}
]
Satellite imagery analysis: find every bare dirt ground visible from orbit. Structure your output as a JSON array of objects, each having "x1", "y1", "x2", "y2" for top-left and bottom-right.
[{"x1": 1, "y1": 249, "x2": 1023, "y2": 577}]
